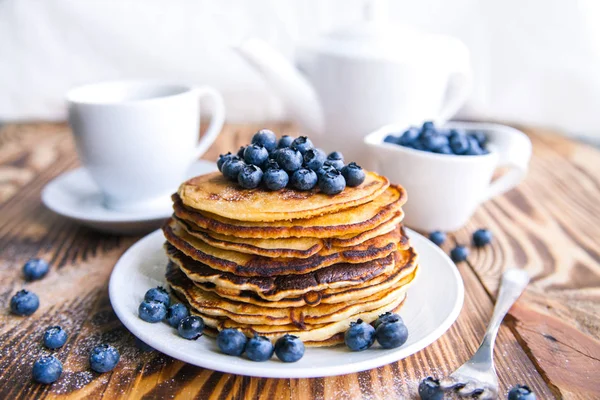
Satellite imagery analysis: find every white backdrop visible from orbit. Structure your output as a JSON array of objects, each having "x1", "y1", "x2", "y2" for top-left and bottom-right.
[{"x1": 1, "y1": 0, "x2": 599, "y2": 139}]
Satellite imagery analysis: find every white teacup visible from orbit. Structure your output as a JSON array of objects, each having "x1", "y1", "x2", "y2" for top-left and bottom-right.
[
  {"x1": 364, "y1": 122, "x2": 532, "y2": 232},
  {"x1": 67, "y1": 81, "x2": 225, "y2": 212}
]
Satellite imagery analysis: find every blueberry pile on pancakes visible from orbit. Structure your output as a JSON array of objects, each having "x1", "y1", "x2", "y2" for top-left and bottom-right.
[{"x1": 164, "y1": 131, "x2": 419, "y2": 347}]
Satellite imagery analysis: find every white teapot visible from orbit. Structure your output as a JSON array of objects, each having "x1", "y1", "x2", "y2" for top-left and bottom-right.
[{"x1": 235, "y1": 5, "x2": 472, "y2": 165}]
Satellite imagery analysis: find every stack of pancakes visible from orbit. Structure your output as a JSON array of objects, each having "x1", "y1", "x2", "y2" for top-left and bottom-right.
[{"x1": 163, "y1": 171, "x2": 419, "y2": 346}]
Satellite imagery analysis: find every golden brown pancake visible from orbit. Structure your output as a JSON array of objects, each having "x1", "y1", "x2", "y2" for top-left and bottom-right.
[
  {"x1": 172, "y1": 184, "x2": 406, "y2": 239},
  {"x1": 177, "y1": 171, "x2": 390, "y2": 222},
  {"x1": 193, "y1": 252, "x2": 419, "y2": 308},
  {"x1": 167, "y1": 262, "x2": 410, "y2": 327},
  {"x1": 166, "y1": 244, "x2": 397, "y2": 299},
  {"x1": 163, "y1": 218, "x2": 402, "y2": 277}
]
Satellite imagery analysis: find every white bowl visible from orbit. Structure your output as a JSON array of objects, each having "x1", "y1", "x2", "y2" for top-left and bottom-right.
[{"x1": 364, "y1": 121, "x2": 531, "y2": 232}]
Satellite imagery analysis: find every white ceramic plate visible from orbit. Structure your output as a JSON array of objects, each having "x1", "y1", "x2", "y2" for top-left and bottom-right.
[
  {"x1": 109, "y1": 228, "x2": 464, "y2": 378},
  {"x1": 41, "y1": 160, "x2": 217, "y2": 235}
]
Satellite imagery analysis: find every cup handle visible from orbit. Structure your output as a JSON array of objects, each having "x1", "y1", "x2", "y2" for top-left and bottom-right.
[
  {"x1": 481, "y1": 124, "x2": 532, "y2": 202},
  {"x1": 192, "y1": 86, "x2": 226, "y2": 160},
  {"x1": 435, "y1": 39, "x2": 473, "y2": 124}
]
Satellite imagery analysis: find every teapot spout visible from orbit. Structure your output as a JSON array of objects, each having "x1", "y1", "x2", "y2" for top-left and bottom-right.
[{"x1": 234, "y1": 38, "x2": 323, "y2": 135}]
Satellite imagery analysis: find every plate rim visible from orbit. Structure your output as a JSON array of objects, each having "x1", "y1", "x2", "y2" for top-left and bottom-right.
[{"x1": 109, "y1": 227, "x2": 464, "y2": 378}]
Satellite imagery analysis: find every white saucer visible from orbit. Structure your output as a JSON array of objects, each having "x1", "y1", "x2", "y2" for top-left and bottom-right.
[
  {"x1": 109, "y1": 228, "x2": 464, "y2": 378},
  {"x1": 42, "y1": 160, "x2": 218, "y2": 235}
]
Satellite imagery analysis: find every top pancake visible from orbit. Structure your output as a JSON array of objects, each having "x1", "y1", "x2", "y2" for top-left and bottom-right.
[
  {"x1": 177, "y1": 171, "x2": 390, "y2": 222},
  {"x1": 172, "y1": 184, "x2": 406, "y2": 239}
]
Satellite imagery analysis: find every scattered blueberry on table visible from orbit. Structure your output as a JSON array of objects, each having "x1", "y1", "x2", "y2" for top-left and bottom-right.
[
  {"x1": 245, "y1": 334, "x2": 275, "y2": 362},
  {"x1": 508, "y1": 385, "x2": 536, "y2": 400},
  {"x1": 217, "y1": 328, "x2": 248, "y2": 356},
  {"x1": 43, "y1": 326, "x2": 68, "y2": 349},
  {"x1": 450, "y1": 245, "x2": 469, "y2": 262},
  {"x1": 418, "y1": 376, "x2": 444, "y2": 400},
  {"x1": 274, "y1": 334, "x2": 305, "y2": 362},
  {"x1": 144, "y1": 286, "x2": 170, "y2": 307},
  {"x1": 344, "y1": 319, "x2": 376, "y2": 351},
  {"x1": 375, "y1": 314, "x2": 409, "y2": 349},
  {"x1": 32, "y1": 355, "x2": 63, "y2": 384},
  {"x1": 138, "y1": 300, "x2": 167, "y2": 323},
  {"x1": 178, "y1": 315, "x2": 205, "y2": 340},
  {"x1": 473, "y1": 228, "x2": 493, "y2": 247},
  {"x1": 89, "y1": 344, "x2": 120, "y2": 373},
  {"x1": 23, "y1": 258, "x2": 49, "y2": 281},
  {"x1": 217, "y1": 130, "x2": 365, "y2": 193},
  {"x1": 384, "y1": 121, "x2": 489, "y2": 156},
  {"x1": 428, "y1": 231, "x2": 446, "y2": 246},
  {"x1": 10, "y1": 289, "x2": 39, "y2": 316},
  {"x1": 166, "y1": 303, "x2": 189, "y2": 328}
]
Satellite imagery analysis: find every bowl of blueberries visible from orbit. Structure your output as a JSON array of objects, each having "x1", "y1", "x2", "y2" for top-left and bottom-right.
[{"x1": 364, "y1": 121, "x2": 531, "y2": 231}]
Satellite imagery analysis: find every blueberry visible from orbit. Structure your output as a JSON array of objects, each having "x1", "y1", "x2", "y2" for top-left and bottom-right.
[
  {"x1": 23, "y1": 258, "x2": 49, "y2": 281},
  {"x1": 465, "y1": 136, "x2": 486, "y2": 155},
  {"x1": 384, "y1": 135, "x2": 399, "y2": 144},
  {"x1": 262, "y1": 168, "x2": 289, "y2": 190},
  {"x1": 274, "y1": 334, "x2": 305, "y2": 362},
  {"x1": 344, "y1": 319, "x2": 375, "y2": 351},
  {"x1": 318, "y1": 169, "x2": 346, "y2": 195},
  {"x1": 316, "y1": 164, "x2": 337, "y2": 179},
  {"x1": 251, "y1": 129, "x2": 277, "y2": 152},
  {"x1": 144, "y1": 286, "x2": 170, "y2": 306},
  {"x1": 243, "y1": 144, "x2": 269, "y2": 166},
  {"x1": 138, "y1": 300, "x2": 167, "y2": 323},
  {"x1": 450, "y1": 134, "x2": 469, "y2": 155},
  {"x1": 43, "y1": 326, "x2": 68, "y2": 349},
  {"x1": 291, "y1": 168, "x2": 318, "y2": 191},
  {"x1": 89, "y1": 344, "x2": 120, "y2": 373},
  {"x1": 10, "y1": 290, "x2": 39, "y2": 316},
  {"x1": 429, "y1": 231, "x2": 446, "y2": 246},
  {"x1": 166, "y1": 303, "x2": 189, "y2": 328},
  {"x1": 324, "y1": 159, "x2": 344, "y2": 170},
  {"x1": 418, "y1": 377, "x2": 443, "y2": 400},
  {"x1": 217, "y1": 328, "x2": 247, "y2": 356},
  {"x1": 276, "y1": 147, "x2": 303, "y2": 173},
  {"x1": 32, "y1": 355, "x2": 62, "y2": 384},
  {"x1": 178, "y1": 315, "x2": 204, "y2": 340},
  {"x1": 399, "y1": 128, "x2": 420, "y2": 146},
  {"x1": 245, "y1": 335, "x2": 274, "y2": 362},
  {"x1": 421, "y1": 121, "x2": 435, "y2": 132},
  {"x1": 326, "y1": 151, "x2": 344, "y2": 169},
  {"x1": 222, "y1": 157, "x2": 246, "y2": 181},
  {"x1": 435, "y1": 145, "x2": 453, "y2": 154},
  {"x1": 277, "y1": 135, "x2": 295, "y2": 148},
  {"x1": 291, "y1": 136, "x2": 313, "y2": 155},
  {"x1": 508, "y1": 385, "x2": 536, "y2": 400},
  {"x1": 373, "y1": 312, "x2": 403, "y2": 329},
  {"x1": 472, "y1": 131, "x2": 488, "y2": 148},
  {"x1": 450, "y1": 245, "x2": 469, "y2": 262},
  {"x1": 303, "y1": 148, "x2": 326, "y2": 171},
  {"x1": 411, "y1": 141, "x2": 427, "y2": 151},
  {"x1": 375, "y1": 319, "x2": 408, "y2": 349},
  {"x1": 341, "y1": 162, "x2": 365, "y2": 187},
  {"x1": 422, "y1": 134, "x2": 449, "y2": 152},
  {"x1": 238, "y1": 165, "x2": 264, "y2": 189},
  {"x1": 236, "y1": 146, "x2": 246, "y2": 158},
  {"x1": 217, "y1": 152, "x2": 234, "y2": 172},
  {"x1": 263, "y1": 159, "x2": 280, "y2": 171},
  {"x1": 473, "y1": 228, "x2": 493, "y2": 247}
]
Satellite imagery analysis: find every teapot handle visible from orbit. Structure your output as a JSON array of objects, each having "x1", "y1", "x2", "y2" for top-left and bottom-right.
[{"x1": 435, "y1": 38, "x2": 473, "y2": 124}]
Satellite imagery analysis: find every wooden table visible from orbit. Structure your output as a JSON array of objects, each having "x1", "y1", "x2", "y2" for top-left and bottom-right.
[{"x1": 0, "y1": 122, "x2": 598, "y2": 399}]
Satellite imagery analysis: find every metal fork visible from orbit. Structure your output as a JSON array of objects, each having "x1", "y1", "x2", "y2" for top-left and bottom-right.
[{"x1": 440, "y1": 268, "x2": 530, "y2": 399}]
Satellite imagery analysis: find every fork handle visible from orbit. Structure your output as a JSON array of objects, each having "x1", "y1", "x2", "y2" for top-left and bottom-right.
[{"x1": 471, "y1": 269, "x2": 530, "y2": 364}]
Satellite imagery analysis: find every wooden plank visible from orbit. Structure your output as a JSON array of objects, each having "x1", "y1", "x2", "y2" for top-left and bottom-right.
[
  {"x1": 0, "y1": 122, "x2": 571, "y2": 399},
  {"x1": 449, "y1": 127, "x2": 600, "y2": 399}
]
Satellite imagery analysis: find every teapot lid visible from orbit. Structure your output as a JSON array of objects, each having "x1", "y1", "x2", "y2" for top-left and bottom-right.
[{"x1": 311, "y1": 0, "x2": 440, "y2": 61}]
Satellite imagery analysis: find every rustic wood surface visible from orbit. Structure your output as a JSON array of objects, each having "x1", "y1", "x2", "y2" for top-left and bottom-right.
[{"x1": 0, "y1": 122, "x2": 598, "y2": 399}]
